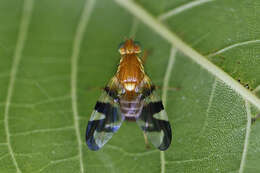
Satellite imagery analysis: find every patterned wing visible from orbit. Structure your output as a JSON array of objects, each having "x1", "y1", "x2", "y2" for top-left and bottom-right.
[
  {"x1": 86, "y1": 86, "x2": 123, "y2": 151},
  {"x1": 136, "y1": 88, "x2": 172, "y2": 150}
]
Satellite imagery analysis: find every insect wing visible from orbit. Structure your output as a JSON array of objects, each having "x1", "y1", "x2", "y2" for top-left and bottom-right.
[
  {"x1": 136, "y1": 90, "x2": 172, "y2": 150},
  {"x1": 86, "y1": 92, "x2": 123, "y2": 150}
]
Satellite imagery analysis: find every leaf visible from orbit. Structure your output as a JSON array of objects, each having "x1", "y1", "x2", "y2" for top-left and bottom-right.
[{"x1": 0, "y1": 0, "x2": 259, "y2": 173}]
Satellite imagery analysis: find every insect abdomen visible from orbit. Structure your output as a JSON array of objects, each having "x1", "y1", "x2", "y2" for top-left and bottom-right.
[{"x1": 120, "y1": 99, "x2": 143, "y2": 119}]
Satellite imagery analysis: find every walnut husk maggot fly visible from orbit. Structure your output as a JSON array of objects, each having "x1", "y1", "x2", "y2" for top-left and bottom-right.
[{"x1": 86, "y1": 39, "x2": 172, "y2": 151}]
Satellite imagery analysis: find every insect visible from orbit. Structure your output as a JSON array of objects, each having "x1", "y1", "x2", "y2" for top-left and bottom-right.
[{"x1": 86, "y1": 39, "x2": 172, "y2": 151}]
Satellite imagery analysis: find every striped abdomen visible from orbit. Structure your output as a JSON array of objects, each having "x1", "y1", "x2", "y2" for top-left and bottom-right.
[{"x1": 120, "y1": 99, "x2": 143, "y2": 120}]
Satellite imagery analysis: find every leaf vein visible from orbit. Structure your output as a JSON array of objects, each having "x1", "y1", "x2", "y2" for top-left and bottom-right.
[
  {"x1": 106, "y1": 144, "x2": 158, "y2": 157},
  {"x1": 5, "y1": 95, "x2": 71, "y2": 109},
  {"x1": 70, "y1": 0, "x2": 96, "y2": 172},
  {"x1": 114, "y1": 0, "x2": 260, "y2": 110},
  {"x1": 0, "y1": 153, "x2": 9, "y2": 161},
  {"x1": 161, "y1": 47, "x2": 177, "y2": 173},
  {"x1": 10, "y1": 126, "x2": 74, "y2": 136},
  {"x1": 158, "y1": 0, "x2": 215, "y2": 20},
  {"x1": 239, "y1": 101, "x2": 252, "y2": 173},
  {"x1": 166, "y1": 156, "x2": 210, "y2": 164},
  {"x1": 195, "y1": 78, "x2": 217, "y2": 142},
  {"x1": 207, "y1": 39, "x2": 260, "y2": 58},
  {"x1": 3, "y1": 0, "x2": 34, "y2": 172},
  {"x1": 37, "y1": 155, "x2": 79, "y2": 173}
]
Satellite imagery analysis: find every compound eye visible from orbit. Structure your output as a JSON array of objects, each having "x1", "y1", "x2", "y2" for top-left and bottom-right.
[
  {"x1": 118, "y1": 41, "x2": 125, "y2": 49},
  {"x1": 133, "y1": 41, "x2": 142, "y2": 53},
  {"x1": 133, "y1": 41, "x2": 142, "y2": 49},
  {"x1": 118, "y1": 41, "x2": 126, "y2": 54}
]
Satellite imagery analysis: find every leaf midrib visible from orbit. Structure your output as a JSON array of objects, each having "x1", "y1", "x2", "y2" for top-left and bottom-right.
[
  {"x1": 114, "y1": 1, "x2": 259, "y2": 173},
  {"x1": 115, "y1": 0, "x2": 260, "y2": 110}
]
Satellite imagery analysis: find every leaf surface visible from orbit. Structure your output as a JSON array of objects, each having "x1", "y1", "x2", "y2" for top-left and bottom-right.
[{"x1": 0, "y1": 0, "x2": 260, "y2": 173}]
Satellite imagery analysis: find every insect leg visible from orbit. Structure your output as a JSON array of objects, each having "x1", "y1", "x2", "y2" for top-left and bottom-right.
[
  {"x1": 143, "y1": 132, "x2": 150, "y2": 149},
  {"x1": 252, "y1": 113, "x2": 260, "y2": 124},
  {"x1": 141, "y1": 50, "x2": 149, "y2": 64}
]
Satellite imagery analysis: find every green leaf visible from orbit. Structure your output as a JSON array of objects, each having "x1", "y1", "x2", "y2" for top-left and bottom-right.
[{"x1": 0, "y1": 0, "x2": 259, "y2": 173}]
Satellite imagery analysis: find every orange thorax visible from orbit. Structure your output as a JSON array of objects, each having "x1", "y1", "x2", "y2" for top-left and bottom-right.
[{"x1": 116, "y1": 54, "x2": 144, "y2": 93}]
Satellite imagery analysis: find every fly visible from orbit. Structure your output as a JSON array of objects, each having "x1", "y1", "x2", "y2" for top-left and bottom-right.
[{"x1": 85, "y1": 39, "x2": 172, "y2": 151}]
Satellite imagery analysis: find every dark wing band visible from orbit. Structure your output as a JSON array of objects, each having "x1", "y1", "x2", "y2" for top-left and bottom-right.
[
  {"x1": 86, "y1": 88, "x2": 123, "y2": 151},
  {"x1": 137, "y1": 97, "x2": 172, "y2": 150}
]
